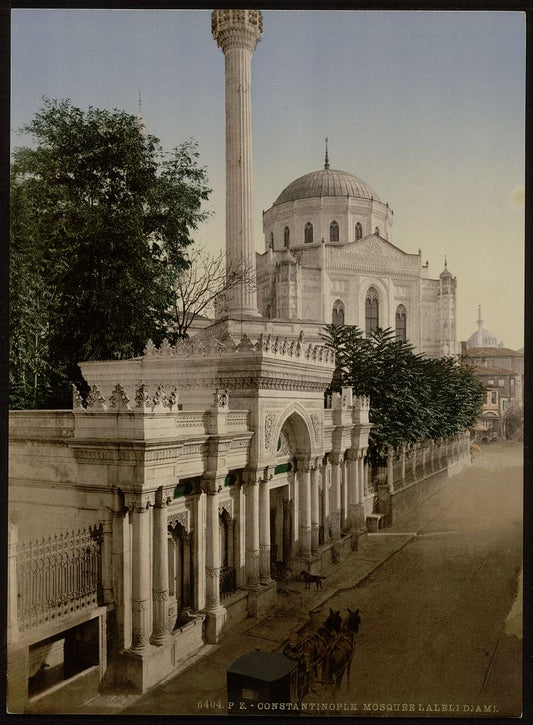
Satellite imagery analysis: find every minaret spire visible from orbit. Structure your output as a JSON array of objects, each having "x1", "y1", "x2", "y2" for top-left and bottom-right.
[
  {"x1": 137, "y1": 87, "x2": 146, "y2": 136},
  {"x1": 477, "y1": 305, "x2": 483, "y2": 330},
  {"x1": 324, "y1": 137, "x2": 330, "y2": 169}
]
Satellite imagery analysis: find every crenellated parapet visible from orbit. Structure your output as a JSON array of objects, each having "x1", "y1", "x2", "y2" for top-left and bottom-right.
[{"x1": 142, "y1": 331, "x2": 335, "y2": 367}]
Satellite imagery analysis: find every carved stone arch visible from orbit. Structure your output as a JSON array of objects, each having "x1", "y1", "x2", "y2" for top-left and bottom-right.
[{"x1": 270, "y1": 403, "x2": 316, "y2": 461}]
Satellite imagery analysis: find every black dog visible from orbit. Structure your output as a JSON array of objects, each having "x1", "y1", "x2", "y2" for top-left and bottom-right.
[{"x1": 300, "y1": 570, "x2": 327, "y2": 590}]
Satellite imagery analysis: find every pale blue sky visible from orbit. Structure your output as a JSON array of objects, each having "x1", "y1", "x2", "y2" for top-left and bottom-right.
[{"x1": 11, "y1": 9, "x2": 525, "y2": 348}]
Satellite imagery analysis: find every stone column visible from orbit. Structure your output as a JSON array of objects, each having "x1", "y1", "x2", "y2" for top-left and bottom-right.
[
  {"x1": 212, "y1": 9, "x2": 263, "y2": 317},
  {"x1": 259, "y1": 476, "x2": 271, "y2": 584},
  {"x1": 182, "y1": 533, "x2": 192, "y2": 609},
  {"x1": 298, "y1": 462, "x2": 312, "y2": 559},
  {"x1": 347, "y1": 454, "x2": 359, "y2": 526},
  {"x1": 310, "y1": 463, "x2": 320, "y2": 553},
  {"x1": 151, "y1": 489, "x2": 170, "y2": 645},
  {"x1": 112, "y1": 505, "x2": 131, "y2": 651},
  {"x1": 282, "y1": 498, "x2": 292, "y2": 571},
  {"x1": 7, "y1": 522, "x2": 18, "y2": 645},
  {"x1": 203, "y1": 479, "x2": 227, "y2": 643},
  {"x1": 330, "y1": 454, "x2": 342, "y2": 540},
  {"x1": 358, "y1": 455, "x2": 365, "y2": 504},
  {"x1": 322, "y1": 462, "x2": 330, "y2": 541},
  {"x1": 130, "y1": 498, "x2": 152, "y2": 652},
  {"x1": 205, "y1": 487, "x2": 222, "y2": 611},
  {"x1": 245, "y1": 476, "x2": 260, "y2": 588},
  {"x1": 401, "y1": 446, "x2": 407, "y2": 485},
  {"x1": 99, "y1": 507, "x2": 113, "y2": 605},
  {"x1": 387, "y1": 447, "x2": 394, "y2": 492}
]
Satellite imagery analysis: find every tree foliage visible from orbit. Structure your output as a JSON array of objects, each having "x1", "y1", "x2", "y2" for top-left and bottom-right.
[
  {"x1": 322, "y1": 325, "x2": 483, "y2": 464},
  {"x1": 10, "y1": 98, "x2": 211, "y2": 409}
]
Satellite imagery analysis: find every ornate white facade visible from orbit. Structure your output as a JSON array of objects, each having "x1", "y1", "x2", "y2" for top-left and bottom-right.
[{"x1": 257, "y1": 159, "x2": 459, "y2": 357}]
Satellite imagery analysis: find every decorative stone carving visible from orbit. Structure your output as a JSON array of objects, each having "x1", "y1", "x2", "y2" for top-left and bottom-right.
[
  {"x1": 163, "y1": 387, "x2": 178, "y2": 411},
  {"x1": 218, "y1": 499, "x2": 234, "y2": 518},
  {"x1": 135, "y1": 384, "x2": 150, "y2": 409},
  {"x1": 72, "y1": 384, "x2": 84, "y2": 410},
  {"x1": 143, "y1": 340, "x2": 156, "y2": 357},
  {"x1": 86, "y1": 385, "x2": 107, "y2": 410},
  {"x1": 213, "y1": 388, "x2": 229, "y2": 410},
  {"x1": 264, "y1": 413, "x2": 275, "y2": 449},
  {"x1": 108, "y1": 383, "x2": 131, "y2": 411},
  {"x1": 310, "y1": 413, "x2": 321, "y2": 442},
  {"x1": 168, "y1": 509, "x2": 190, "y2": 532}
]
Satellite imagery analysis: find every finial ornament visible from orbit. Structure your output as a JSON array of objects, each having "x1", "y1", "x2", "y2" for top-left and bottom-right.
[{"x1": 324, "y1": 137, "x2": 330, "y2": 169}]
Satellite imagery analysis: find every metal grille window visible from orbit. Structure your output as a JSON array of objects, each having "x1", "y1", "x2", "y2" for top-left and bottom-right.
[
  {"x1": 330, "y1": 220, "x2": 339, "y2": 242},
  {"x1": 304, "y1": 222, "x2": 313, "y2": 244}
]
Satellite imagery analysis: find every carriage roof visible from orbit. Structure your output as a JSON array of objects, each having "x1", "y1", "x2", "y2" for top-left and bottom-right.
[{"x1": 227, "y1": 652, "x2": 297, "y2": 682}]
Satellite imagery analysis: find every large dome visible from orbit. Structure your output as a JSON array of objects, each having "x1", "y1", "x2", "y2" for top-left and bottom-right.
[{"x1": 273, "y1": 168, "x2": 380, "y2": 206}]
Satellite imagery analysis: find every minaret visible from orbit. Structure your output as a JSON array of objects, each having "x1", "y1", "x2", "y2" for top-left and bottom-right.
[
  {"x1": 437, "y1": 256, "x2": 458, "y2": 356},
  {"x1": 212, "y1": 10, "x2": 263, "y2": 318},
  {"x1": 476, "y1": 305, "x2": 483, "y2": 347}
]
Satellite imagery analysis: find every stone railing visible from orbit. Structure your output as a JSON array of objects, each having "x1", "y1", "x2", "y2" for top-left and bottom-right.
[
  {"x1": 370, "y1": 432, "x2": 471, "y2": 492},
  {"x1": 15, "y1": 525, "x2": 102, "y2": 634}
]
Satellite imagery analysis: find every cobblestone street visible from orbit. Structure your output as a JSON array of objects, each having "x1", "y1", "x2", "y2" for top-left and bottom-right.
[{"x1": 83, "y1": 441, "x2": 522, "y2": 718}]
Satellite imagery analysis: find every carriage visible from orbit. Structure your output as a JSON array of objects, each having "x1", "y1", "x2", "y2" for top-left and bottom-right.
[{"x1": 226, "y1": 607, "x2": 360, "y2": 713}]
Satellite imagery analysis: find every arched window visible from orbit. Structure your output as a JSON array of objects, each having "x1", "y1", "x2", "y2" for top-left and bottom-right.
[
  {"x1": 374, "y1": 226, "x2": 380, "y2": 236},
  {"x1": 332, "y1": 300, "x2": 345, "y2": 326},
  {"x1": 365, "y1": 287, "x2": 379, "y2": 336},
  {"x1": 355, "y1": 222, "x2": 362, "y2": 240},
  {"x1": 304, "y1": 222, "x2": 313, "y2": 244},
  {"x1": 270, "y1": 232, "x2": 274, "y2": 248},
  {"x1": 284, "y1": 226, "x2": 290, "y2": 247},
  {"x1": 330, "y1": 220, "x2": 339, "y2": 242},
  {"x1": 395, "y1": 304, "x2": 407, "y2": 342}
]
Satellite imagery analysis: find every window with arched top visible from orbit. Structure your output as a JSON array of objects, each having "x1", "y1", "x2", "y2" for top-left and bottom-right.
[
  {"x1": 395, "y1": 304, "x2": 407, "y2": 342},
  {"x1": 374, "y1": 226, "x2": 380, "y2": 236},
  {"x1": 355, "y1": 222, "x2": 362, "y2": 240},
  {"x1": 332, "y1": 300, "x2": 345, "y2": 326},
  {"x1": 283, "y1": 226, "x2": 290, "y2": 247},
  {"x1": 304, "y1": 222, "x2": 313, "y2": 244},
  {"x1": 365, "y1": 287, "x2": 379, "y2": 336},
  {"x1": 330, "y1": 220, "x2": 339, "y2": 242}
]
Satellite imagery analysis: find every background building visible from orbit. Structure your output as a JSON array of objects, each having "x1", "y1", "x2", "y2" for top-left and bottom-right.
[
  {"x1": 461, "y1": 306, "x2": 524, "y2": 440},
  {"x1": 256, "y1": 153, "x2": 459, "y2": 357}
]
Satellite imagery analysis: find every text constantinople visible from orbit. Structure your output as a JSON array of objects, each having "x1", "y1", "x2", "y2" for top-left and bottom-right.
[{"x1": 199, "y1": 700, "x2": 498, "y2": 714}]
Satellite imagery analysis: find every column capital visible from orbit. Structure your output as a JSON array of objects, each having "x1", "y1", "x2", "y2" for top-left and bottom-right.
[
  {"x1": 201, "y1": 476, "x2": 226, "y2": 495},
  {"x1": 125, "y1": 492, "x2": 154, "y2": 513},
  {"x1": 296, "y1": 457, "x2": 312, "y2": 473},
  {"x1": 155, "y1": 486, "x2": 172, "y2": 508},
  {"x1": 328, "y1": 451, "x2": 344, "y2": 466}
]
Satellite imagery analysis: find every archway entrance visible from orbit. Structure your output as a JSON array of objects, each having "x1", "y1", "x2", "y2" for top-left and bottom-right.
[{"x1": 268, "y1": 411, "x2": 312, "y2": 578}]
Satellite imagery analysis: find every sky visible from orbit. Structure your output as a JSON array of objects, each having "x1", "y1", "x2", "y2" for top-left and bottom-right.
[{"x1": 11, "y1": 9, "x2": 525, "y2": 349}]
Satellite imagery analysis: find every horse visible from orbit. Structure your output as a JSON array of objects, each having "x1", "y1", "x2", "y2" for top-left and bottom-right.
[
  {"x1": 321, "y1": 608, "x2": 361, "y2": 689},
  {"x1": 282, "y1": 609, "x2": 343, "y2": 686}
]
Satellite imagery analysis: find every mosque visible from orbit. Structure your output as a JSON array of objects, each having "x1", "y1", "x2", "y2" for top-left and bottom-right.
[
  {"x1": 255, "y1": 147, "x2": 459, "y2": 358},
  {"x1": 7, "y1": 10, "x2": 470, "y2": 712}
]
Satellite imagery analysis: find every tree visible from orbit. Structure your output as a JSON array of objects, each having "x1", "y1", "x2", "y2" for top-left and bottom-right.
[
  {"x1": 169, "y1": 246, "x2": 256, "y2": 338},
  {"x1": 10, "y1": 98, "x2": 211, "y2": 409},
  {"x1": 322, "y1": 325, "x2": 483, "y2": 464}
]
